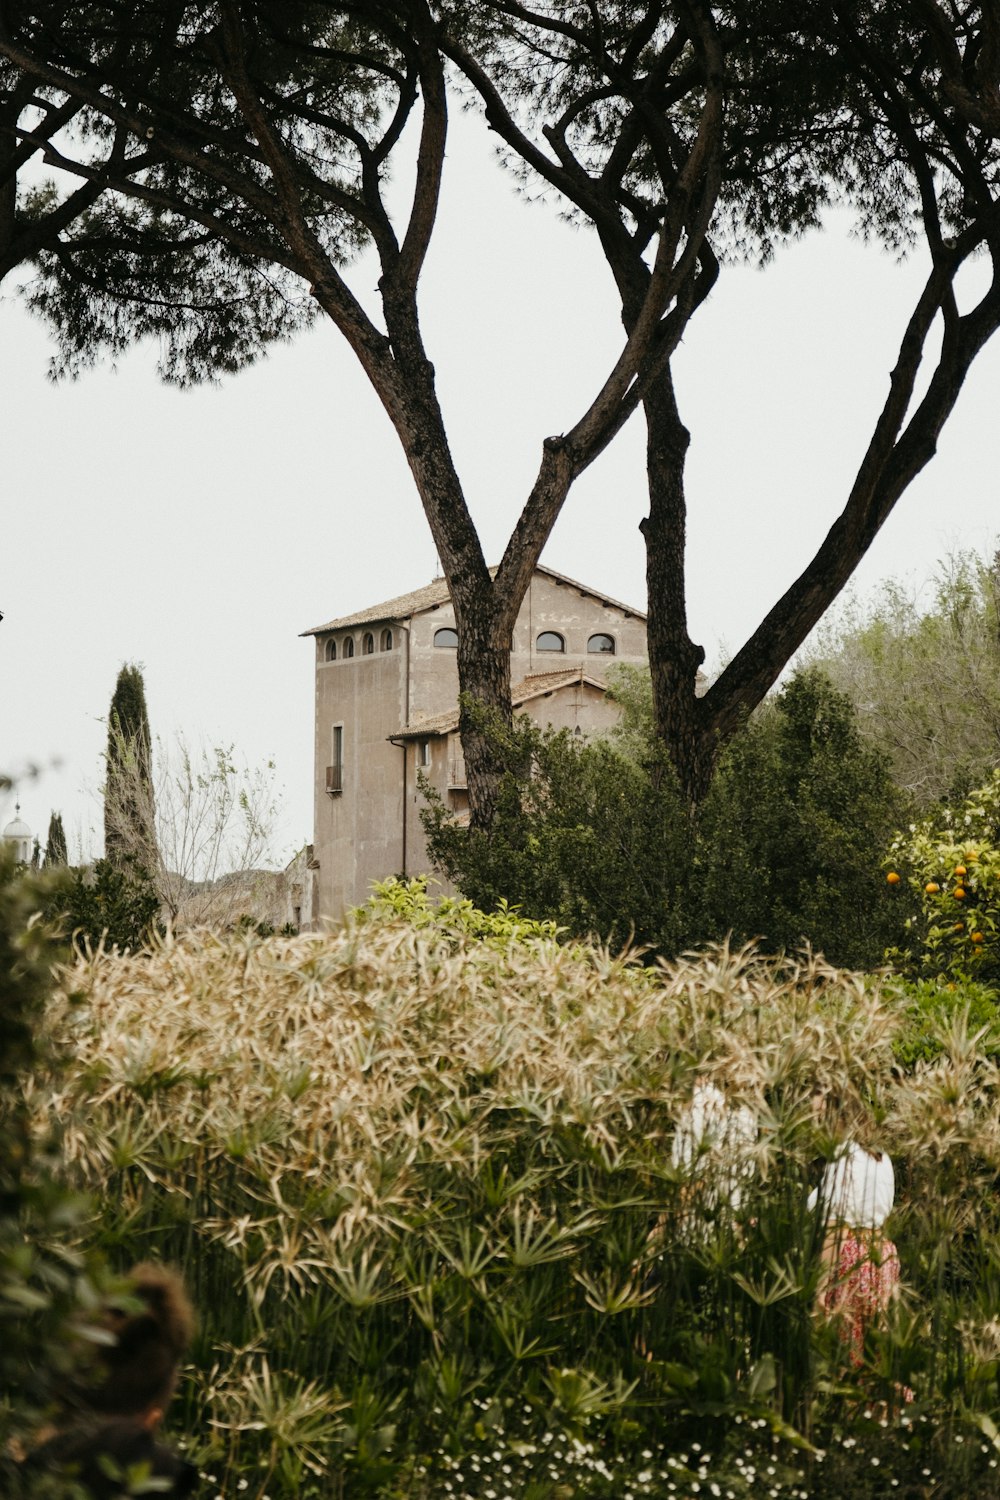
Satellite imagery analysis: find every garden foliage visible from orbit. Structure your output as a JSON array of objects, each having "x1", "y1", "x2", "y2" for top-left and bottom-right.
[
  {"x1": 354, "y1": 874, "x2": 561, "y2": 945},
  {"x1": 807, "y1": 550, "x2": 1000, "y2": 809},
  {"x1": 46, "y1": 855, "x2": 162, "y2": 955},
  {"x1": 887, "y1": 977, "x2": 1000, "y2": 1070},
  {"x1": 0, "y1": 851, "x2": 99, "y2": 1494},
  {"x1": 886, "y1": 769, "x2": 1000, "y2": 987},
  {"x1": 424, "y1": 668, "x2": 906, "y2": 971},
  {"x1": 33, "y1": 911, "x2": 1000, "y2": 1498}
]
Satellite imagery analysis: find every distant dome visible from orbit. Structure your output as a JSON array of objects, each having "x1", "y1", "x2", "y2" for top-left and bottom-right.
[{"x1": 2, "y1": 804, "x2": 33, "y2": 861}]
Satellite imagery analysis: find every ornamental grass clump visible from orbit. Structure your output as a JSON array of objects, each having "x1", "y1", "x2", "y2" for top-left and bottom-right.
[{"x1": 34, "y1": 908, "x2": 1000, "y2": 1498}]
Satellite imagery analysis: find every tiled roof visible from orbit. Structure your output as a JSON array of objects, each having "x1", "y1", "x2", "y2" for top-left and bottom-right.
[
  {"x1": 302, "y1": 576, "x2": 452, "y2": 635},
  {"x1": 302, "y1": 565, "x2": 646, "y2": 637},
  {"x1": 392, "y1": 666, "x2": 610, "y2": 739}
]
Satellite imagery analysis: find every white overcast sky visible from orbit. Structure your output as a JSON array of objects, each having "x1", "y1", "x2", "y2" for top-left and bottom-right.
[{"x1": 2, "y1": 105, "x2": 998, "y2": 866}]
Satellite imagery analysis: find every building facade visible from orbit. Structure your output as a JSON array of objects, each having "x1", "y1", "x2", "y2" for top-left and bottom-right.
[{"x1": 303, "y1": 567, "x2": 648, "y2": 921}]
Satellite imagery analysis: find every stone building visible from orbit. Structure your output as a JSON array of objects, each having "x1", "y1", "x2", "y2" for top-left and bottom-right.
[{"x1": 303, "y1": 566, "x2": 648, "y2": 922}]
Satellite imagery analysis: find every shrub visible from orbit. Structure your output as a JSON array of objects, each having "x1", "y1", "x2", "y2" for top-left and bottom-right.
[
  {"x1": 885, "y1": 769, "x2": 1000, "y2": 987},
  {"x1": 47, "y1": 856, "x2": 161, "y2": 954},
  {"x1": 697, "y1": 669, "x2": 909, "y2": 969},
  {"x1": 889, "y1": 977, "x2": 1000, "y2": 1070},
  {"x1": 0, "y1": 851, "x2": 100, "y2": 1492},
  {"x1": 35, "y1": 918, "x2": 1000, "y2": 1497},
  {"x1": 422, "y1": 716, "x2": 696, "y2": 956},
  {"x1": 355, "y1": 874, "x2": 562, "y2": 944},
  {"x1": 424, "y1": 668, "x2": 907, "y2": 970}
]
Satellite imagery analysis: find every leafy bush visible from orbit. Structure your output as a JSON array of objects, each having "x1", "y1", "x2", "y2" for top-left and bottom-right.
[
  {"x1": 47, "y1": 855, "x2": 161, "y2": 954},
  {"x1": 0, "y1": 851, "x2": 99, "y2": 1492},
  {"x1": 885, "y1": 769, "x2": 1000, "y2": 987},
  {"x1": 697, "y1": 669, "x2": 910, "y2": 969},
  {"x1": 424, "y1": 668, "x2": 907, "y2": 970},
  {"x1": 36, "y1": 918, "x2": 1000, "y2": 1497},
  {"x1": 355, "y1": 874, "x2": 562, "y2": 944},
  {"x1": 421, "y1": 715, "x2": 695, "y2": 955},
  {"x1": 889, "y1": 976, "x2": 1000, "y2": 1069}
]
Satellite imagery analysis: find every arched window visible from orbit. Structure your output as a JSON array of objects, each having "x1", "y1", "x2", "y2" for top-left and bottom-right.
[
  {"x1": 433, "y1": 628, "x2": 458, "y2": 648},
  {"x1": 587, "y1": 633, "x2": 616, "y2": 655},
  {"x1": 343, "y1": 636, "x2": 355, "y2": 659},
  {"x1": 324, "y1": 638, "x2": 337, "y2": 662},
  {"x1": 362, "y1": 632, "x2": 375, "y2": 655},
  {"x1": 536, "y1": 631, "x2": 565, "y2": 652},
  {"x1": 380, "y1": 628, "x2": 393, "y2": 651}
]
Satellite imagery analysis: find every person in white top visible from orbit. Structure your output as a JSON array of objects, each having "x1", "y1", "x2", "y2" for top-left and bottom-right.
[
  {"x1": 809, "y1": 1139, "x2": 902, "y2": 1371},
  {"x1": 671, "y1": 1081, "x2": 758, "y2": 1216},
  {"x1": 807, "y1": 1140, "x2": 895, "y2": 1231}
]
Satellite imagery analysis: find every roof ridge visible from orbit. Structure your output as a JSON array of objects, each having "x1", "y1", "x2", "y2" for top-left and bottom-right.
[
  {"x1": 303, "y1": 564, "x2": 646, "y2": 637},
  {"x1": 393, "y1": 666, "x2": 610, "y2": 740}
]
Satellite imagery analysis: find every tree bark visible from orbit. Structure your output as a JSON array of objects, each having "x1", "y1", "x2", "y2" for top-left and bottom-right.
[
  {"x1": 640, "y1": 373, "x2": 713, "y2": 803},
  {"x1": 452, "y1": 597, "x2": 514, "y2": 829}
]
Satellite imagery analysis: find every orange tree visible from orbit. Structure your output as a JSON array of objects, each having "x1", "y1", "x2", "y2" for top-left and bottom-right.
[{"x1": 885, "y1": 771, "x2": 1000, "y2": 987}]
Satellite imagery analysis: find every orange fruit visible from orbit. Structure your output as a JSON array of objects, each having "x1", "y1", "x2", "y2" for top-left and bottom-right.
[
  {"x1": 955, "y1": 865, "x2": 968, "y2": 877},
  {"x1": 972, "y1": 931, "x2": 985, "y2": 943},
  {"x1": 925, "y1": 882, "x2": 941, "y2": 894},
  {"x1": 886, "y1": 871, "x2": 901, "y2": 885},
  {"x1": 954, "y1": 921, "x2": 965, "y2": 932},
  {"x1": 953, "y1": 887, "x2": 967, "y2": 900}
]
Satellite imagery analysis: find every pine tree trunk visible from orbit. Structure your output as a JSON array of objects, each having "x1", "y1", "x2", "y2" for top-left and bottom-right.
[
  {"x1": 372, "y1": 294, "x2": 517, "y2": 832},
  {"x1": 451, "y1": 589, "x2": 514, "y2": 831},
  {"x1": 641, "y1": 378, "x2": 714, "y2": 805}
]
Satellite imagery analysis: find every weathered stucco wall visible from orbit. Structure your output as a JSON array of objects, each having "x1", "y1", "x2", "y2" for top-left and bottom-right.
[
  {"x1": 511, "y1": 573, "x2": 649, "y2": 671},
  {"x1": 313, "y1": 636, "x2": 407, "y2": 919}
]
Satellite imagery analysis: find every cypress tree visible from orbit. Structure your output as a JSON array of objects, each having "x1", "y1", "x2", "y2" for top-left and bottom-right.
[
  {"x1": 44, "y1": 812, "x2": 67, "y2": 867},
  {"x1": 104, "y1": 664, "x2": 156, "y2": 873}
]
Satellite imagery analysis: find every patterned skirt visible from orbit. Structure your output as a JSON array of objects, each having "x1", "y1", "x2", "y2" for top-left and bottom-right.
[{"x1": 822, "y1": 1229, "x2": 900, "y2": 1367}]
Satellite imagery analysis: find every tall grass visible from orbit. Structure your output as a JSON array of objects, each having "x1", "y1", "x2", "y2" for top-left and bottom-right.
[{"x1": 36, "y1": 919, "x2": 1000, "y2": 1497}]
